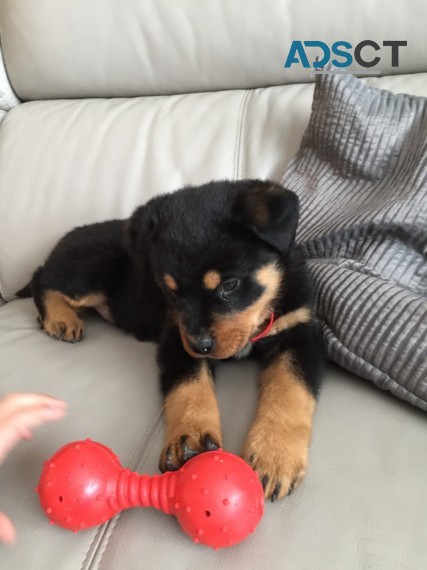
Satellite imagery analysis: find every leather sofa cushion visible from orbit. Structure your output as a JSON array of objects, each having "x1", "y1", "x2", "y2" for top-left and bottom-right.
[
  {"x1": 0, "y1": 0, "x2": 426, "y2": 99},
  {"x1": 0, "y1": 49, "x2": 19, "y2": 111},
  {"x1": 1, "y1": 299, "x2": 427, "y2": 568}
]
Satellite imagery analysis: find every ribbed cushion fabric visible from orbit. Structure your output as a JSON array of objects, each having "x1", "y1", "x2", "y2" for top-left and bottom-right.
[{"x1": 282, "y1": 72, "x2": 427, "y2": 410}]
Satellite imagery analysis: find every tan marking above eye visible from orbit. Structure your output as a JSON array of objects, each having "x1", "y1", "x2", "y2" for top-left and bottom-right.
[
  {"x1": 255, "y1": 263, "x2": 282, "y2": 290},
  {"x1": 164, "y1": 274, "x2": 178, "y2": 291},
  {"x1": 203, "y1": 270, "x2": 221, "y2": 290}
]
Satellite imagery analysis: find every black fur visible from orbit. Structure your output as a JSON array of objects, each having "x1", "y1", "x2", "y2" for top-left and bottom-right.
[{"x1": 21, "y1": 179, "x2": 323, "y2": 471}]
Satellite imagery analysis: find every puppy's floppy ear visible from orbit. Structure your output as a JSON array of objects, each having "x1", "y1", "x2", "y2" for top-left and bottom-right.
[
  {"x1": 125, "y1": 203, "x2": 159, "y2": 252},
  {"x1": 232, "y1": 180, "x2": 299, "y2": 255}
]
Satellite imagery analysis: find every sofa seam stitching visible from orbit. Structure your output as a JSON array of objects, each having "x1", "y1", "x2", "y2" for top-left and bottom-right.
[
  {"x1": 0, "y1": 29, "x2": 10, "y2": 301},
  {"x1": 78, "y1": 407, "x2": 164, "y2": 570},
  {"x1": 94, "y1": 411, "x2": 164, "y2": 570},
  {"x1": 238, "y1": 89, "x2": 252, "y2": 179},
  {"x1": 233, "y1": 89, "x2": 251, "y2": 179},
  {"x1": 0, "y1": 260, "x2": 6, "y2": 300},
  {"x1": 0, "y1": 277, "x2": 5, "y2": 301},
  {"x1": 80, "y1": 408, "x2": 163, "y2": 569}
]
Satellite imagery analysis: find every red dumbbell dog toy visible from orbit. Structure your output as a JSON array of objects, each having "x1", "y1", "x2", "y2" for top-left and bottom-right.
[{"x1": 36, "y1": 439, "x2": 264, "y2": 549}]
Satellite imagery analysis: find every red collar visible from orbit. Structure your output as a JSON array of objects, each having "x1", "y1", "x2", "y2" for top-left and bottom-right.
[{"x1": 250, "y1": 312, "x2": 275, "y2": 343}]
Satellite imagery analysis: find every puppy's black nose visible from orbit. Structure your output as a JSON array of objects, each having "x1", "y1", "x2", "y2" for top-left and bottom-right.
[{"x1": 190, "y1": 335, "x2": 214, "y2": 355}]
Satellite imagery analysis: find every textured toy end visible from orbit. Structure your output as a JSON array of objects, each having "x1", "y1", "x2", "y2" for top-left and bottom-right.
[{"x1": 37, "y1": 439, "x2": 264, "y2": 549}]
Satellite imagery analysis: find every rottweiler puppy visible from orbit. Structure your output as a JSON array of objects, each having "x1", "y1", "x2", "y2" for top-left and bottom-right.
[{"x1": 18, "y1": 180, "x2": 322, "y2": 501}]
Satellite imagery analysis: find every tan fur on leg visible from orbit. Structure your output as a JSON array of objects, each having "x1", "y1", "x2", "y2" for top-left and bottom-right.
[
  {"x1": 243, "y1": 353, "x2": 316, "y2": 501},
  {"x1": 159, "y1": 361, "x2": 222, "y2": 471},
  {"x1": 41, "y1": 291, "x2": 106, "y2": 342},
  {"x1": 265, "y1": 307, "x2": 312, "y2": 337}
]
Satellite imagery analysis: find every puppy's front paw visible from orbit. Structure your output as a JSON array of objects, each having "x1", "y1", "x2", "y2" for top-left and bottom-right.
[
  {"x1": 159, "y1": 431, "x2": 221, "y2": 473},
  {"x1": 39, "y1": 315, "x2": 84, "y2": 343},
  {"x1": 243, "y1": 424, "x2": 308, "y2": 502}
]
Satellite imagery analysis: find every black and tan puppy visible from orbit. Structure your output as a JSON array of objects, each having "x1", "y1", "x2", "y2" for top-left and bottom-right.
[{"x1": 18, "y1": 180, "x2": 322, "y2": 501}]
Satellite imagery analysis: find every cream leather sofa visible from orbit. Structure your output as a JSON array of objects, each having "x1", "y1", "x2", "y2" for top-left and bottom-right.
[{"x1": 1, "y1": 2, "x2": 426, "y2": 569}]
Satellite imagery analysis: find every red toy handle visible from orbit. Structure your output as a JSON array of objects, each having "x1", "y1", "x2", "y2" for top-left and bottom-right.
[
  {"x1": 37, "y1": 439, "x2": 264, "y2": 549},
  {"x1": 105, "y1": 469, "x2": 175, "y2": 513}
]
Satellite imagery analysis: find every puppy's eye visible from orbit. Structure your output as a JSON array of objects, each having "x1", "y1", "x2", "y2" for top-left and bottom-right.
[{"x1": 220, "y1": 278, "x2": 240, "y2": 297}]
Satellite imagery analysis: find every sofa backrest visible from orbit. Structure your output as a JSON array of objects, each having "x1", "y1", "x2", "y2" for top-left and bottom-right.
[
  {"x1": 0, "y1": 1, "x2": 426, "y2": 301},
  {"x1": 0, "y1": 83, "x2": 316, "y2": 300},
  {"x1": 0, "y1": 49, "x2": 19, "y2": 111},
  {"x1": 1, "y1": 0, "x2": 426, "y2": 100}
]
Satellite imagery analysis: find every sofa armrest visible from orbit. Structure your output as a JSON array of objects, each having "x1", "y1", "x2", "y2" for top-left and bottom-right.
[{"x1": 0, "y1": 32, "x2": 20, "y2": 110}]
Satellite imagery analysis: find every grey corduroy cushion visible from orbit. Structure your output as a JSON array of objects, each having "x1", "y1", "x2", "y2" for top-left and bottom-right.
[{"x1": 282, "y1": 72, "x2": 427, "y2": 410}]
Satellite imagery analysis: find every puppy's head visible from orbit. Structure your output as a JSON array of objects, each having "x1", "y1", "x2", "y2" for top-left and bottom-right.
[{"x1": 128, "y1": 180, "x2": 299, "y2": 359}]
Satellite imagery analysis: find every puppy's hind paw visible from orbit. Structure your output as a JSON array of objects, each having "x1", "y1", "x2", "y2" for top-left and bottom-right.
[{"x1": 41, "y1": 316, "x2": 84, "y2": 343}]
